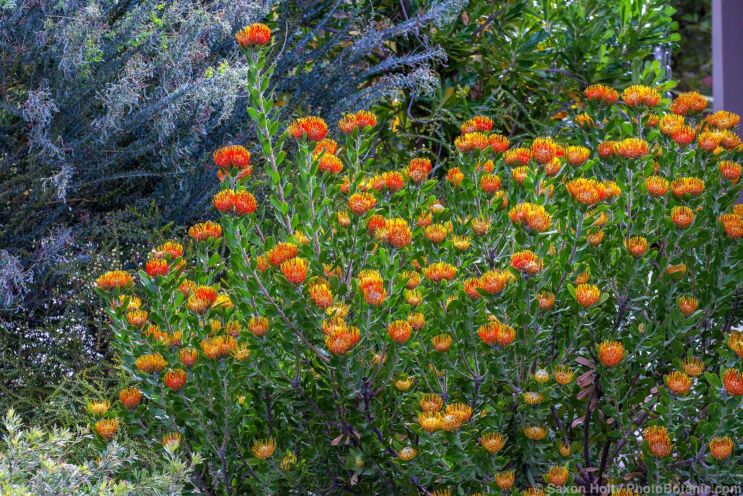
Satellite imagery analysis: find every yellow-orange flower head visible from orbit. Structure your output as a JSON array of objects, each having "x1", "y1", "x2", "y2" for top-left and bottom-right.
[
  {"x1": 597, "y1": 340, "x2": 625, "y2": 367},
  {"x1": 288, "y1": 116, "x2": 328, "y2": 141},
  {"x1": 236, "y1": 23, "x2": 271, "y2": 48}
]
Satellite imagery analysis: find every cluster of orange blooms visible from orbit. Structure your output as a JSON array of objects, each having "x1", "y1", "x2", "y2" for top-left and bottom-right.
[
  {"x1": 93, "y1": 30, "x2": 742, "y2": 492},
  {"x1": 416, "y1": 393, "x2": 473, "y2": 433}
]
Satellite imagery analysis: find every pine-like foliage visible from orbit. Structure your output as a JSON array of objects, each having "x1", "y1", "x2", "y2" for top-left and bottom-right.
[{"x1": 0, "y1": 0, "x2": 463, "y2": 418}]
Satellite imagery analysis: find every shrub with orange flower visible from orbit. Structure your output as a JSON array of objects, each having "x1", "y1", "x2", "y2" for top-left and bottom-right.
[{"x1": 94, "y1": 39, "x2": 743, "y2": 494}]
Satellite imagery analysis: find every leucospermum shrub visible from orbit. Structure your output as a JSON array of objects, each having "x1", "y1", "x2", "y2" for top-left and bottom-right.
[{"x1": 95, "y1": 25, "x2": 742, "y2": 494}]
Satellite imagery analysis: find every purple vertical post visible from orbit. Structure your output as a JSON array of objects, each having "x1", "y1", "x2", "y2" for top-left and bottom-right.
[
  {"x1": 712, "y1": 0, "x2": 743, "y2": 115},
  {"x1": 713, "y1": 0, "x2": 743, "y2": 200}
]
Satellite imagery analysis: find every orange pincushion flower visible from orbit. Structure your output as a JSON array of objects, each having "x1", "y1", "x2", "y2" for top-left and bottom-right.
[
  {"x1": 522, "y1": 426, "x2": 547, "y2": 441},
  {"x1": 96, "y1": 270, "x2": 133, "y2": 290},
  {"x1": 382, "y1": 171, "x2": 405, "y2": 192},
  {"x1": 402, "y1": 271, "x2": 421, "y2": 290},
  {"x1": 523, "y1": 392, "x2": 544, "y2": 405},
  {"x1": 544, "y1": 159, "x2": 562, "y2": 180},
  {"x1": 213, "y1": 190, "x2": 235, "y2": 213},
  {"x1": 597, "y1": 341, "x2": 625, "y2": 367},
  {"x1": 597, "y1": 141, "x2": 617, "y2": 158},
  {"x1": 463, "y1": 278, "x2": 482, "y2": 300},
  {"x1": 452, "y1": 235, "x2": 470, "y2": 251},
  {"x1": 495, "y1": 471, "x2": 515, "y2": 490},
  {"x1": 247, "y1": 316, "x2": 269, "y2": 337},
  {"x1": 643, "y1": 426, "x2": 672, "y2": 458},
  {"x1": 566, "y1": 178, "x2": 609, "y2": 205},
  {"x1": 308, "y1": 280, "x2": 333, "y2": 308},
  {"x1": 720, "y1": 130, "x2": 742, "y2": 150},
  {"x1": 681, "y1": 357, "x2": 704, "y2": 376},
  {"x1": 671, "y1": 177, "x2": 705, "y2": 197},
  {"x1": 553, "y1": 365, "x2": 575, "y2": 385},
  {"x1": 424, "y1": 223, "x2": 447, "y2": 244},
  {"x1": 481, "y1": 432, "x2": 506, "y2": 453},
  {"x1": 479, "y1": 269, "x2": 512, "y2": 295},
  {"x1": 697, "y1": 130, "x2": 722, "y2": 151},
  {"x1": 446, "y1": 403, "x2": 472, "y2": 424},
  {"x1": 508, "y1": 166, "x2": 528, "y2": 186},
  {"x1": 145, "y1": 258, "x2": 168, "y2": 277},
  {"x1": 267, "y1": 242, "x2": 298, "y2": 267},
  {"x1": 709, "y1": 436, "x2": 734, "y2": 460},
  {"x1": 420, "y1": 393, "x2": 444, "y2": 412},
  {"x1": 566, "y1": 145, "x2": 590, "y2": 166},
  {"x1": 615, "y1": 138, "x2": 649, "y2": 159},
  {"x1": 348, "y1": 192, "x2": 377, "y2": 215},
  {"x1": 660, "y1": 114, "x2": 685, "y2": 136},
  {"x1": 251, "y1": 438, "x2": 276, "y2": 459},
  {"x1": 213, "y1": 145, "x2": 251, "y2": 171},
  {"x1": 230, "y1": 190, "x2": 256, "y2": 215},
  {"x1": 622, "y1": 85, "x2": 660, "y2": 107},
  {"x1": 388, "y1": 320, "x2": 412, "y2": 344},
  {"x1": 179, "y1": 347, "x2": 198, "y2": 367},
  {"x1": 188, "y1": 221, "x2": 222, "y2": 241},
  {"x1": 126, "y1": 309, "x2": 148, "y2": 328},
  {"x1": 536, "y1": 291, "x2": 555, "y2": 310},
  {"x1": 417, "y1": 412, "x2": 441, "y2": 433},
  {"x1": 94, "y1": 418, "x2": 119, "y2": 440},
  {"x1": 236, "y1": 23, "x2": 271, "y2": 47},
  {"x1": 677, "y1": 295, "x2": 698, "y2": 316},
  {"x1": 288, "y1": 116, "x2": 328, "y2": 141},
  {"x1": 408, "y1": 158, "x2": 432, "y2": 183},
  {"x1": 155, "y1": 241, "x2": 184, "y2": 260},
  {"x1": 584, "y1": 84, "x2": 618, "y2": 103},
  {"x1": 423, "y1": 262, "x2": 457, "y2": 282},
  {"x1": 722, "y1": 368, "x2": 743, "y2": 396},
  {"x1": 136, "y1": 353, "x2": 167, "y2": 373},
  {"x1": 471, "y1": 217, "x2": 491, "y2": 235},
  {"x1": 706, "y1": 110, "x2": 740, "y2": 129},
  {"x1": 460, "y1": 115, "x2": 493, "y2": 134},
  {"x1": 645, "y1": 176, "x2": 669, "y2": 196},
  {"x1": 664, "y1": 371, "x2": 691, "y2": 396},
  {"x1": 587, "y1": 230, "x2": 605, "y2": 246},
  {"x1": 318, "y1": 154, "x2": 343, "y2": 175},
  {"x1": 119, "y1": 387, "x2": 142, "y2": 409},
  {"x1": 718, "y1": 213, "x2": 743, "y2": 238},
  {"x1": 479, "y1": 174, "x2": 502, "y2": 194},
  {"x1": 575, "y1": 112, "x2": 594, "y2": 127},
  {"x1": 509, "y1": 203, "x2": 552, "y2": 232},
  {"x1": 386, "y1": 218, "x2": 411, "y2": 248},
  {"x1": 200, "y1": 335, "x2": 237, "y2": 359},
  {"x1": 575, "y1": 284, "x2": 600, "y2": 308},
  {"x1": 407, "y1": 312, "x2": 425, "y2": 330},
  {"x1": 489, "y1": 133, "x2": 509, "y2": 153},
  {"x1": 728, "y1": 332, "x2": 743, "y2": 358},
  {"x1": 358, "y1": 270, "x2": 386, "y2": 305},
  {"x1": 338, "y1": 110, "x2": 377, "y2": 133},
  {"x1": 719, "y1": 161, "x2": 742, "y2": 183},
  {"x1": 670, "y1": 206, "x2": 694, "y2": 228},
  {"x1": 546, "y1": 466, "x2": 569, "y2": 486},
  {"x1": 477, "y1": 321, "x2": 515, "y2": 347},
  {"x1": 511, "y1": 250, "x2": 543, "y2": 275},
  {"x1": 671, "y1": 125, "x2": 696, "y2": 146},
  {"x1": 671, "y1": 91, "x2": 707, "y2": 115},
  {"x1": 325, "y1": 325, "x2": 360, "y2": 354},
  {"x1": 626, "y1": 236, "x2": 648, "y2": 257},
  {"x1": 187, "y1": 286, "x2": 218, "y2": 314},
  {"x1": 432, "y1": 334, "x2": 453, "y2": 352},
  {"x1": 87, "y1": 400, "x2": 110, "y2": 416},
  {"x1": 398, "y1": 447, "x2": 417, "y2": 461},
  {"x1": 531, "y1": 137, "x2": 559, "y2": 164},
  {"x1": 280, "y1": 257, "x2": 308, "y2": 285},
  {"x1": 455, "y1": 132, "x2": 489, "y2": 152},
  {"x1": 504, "y1": 147, "x2": 531, "y2": 166},
  {"x1": 164, "y1": 368, "x2": 187, "y2": 391},
  {"x1": 313, "y1": 138, "x2": 338, "y2": 157}
]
